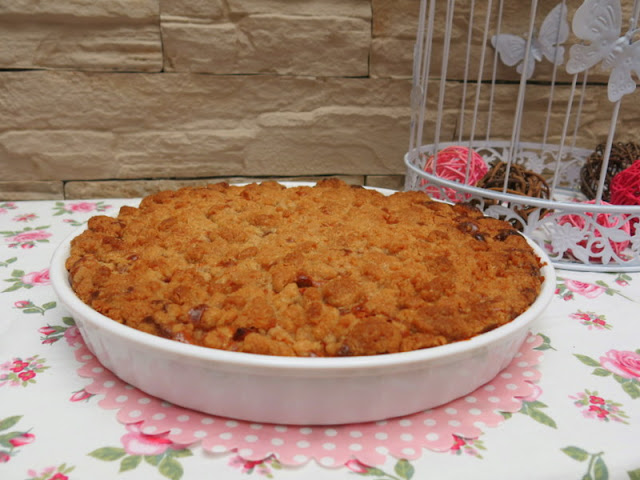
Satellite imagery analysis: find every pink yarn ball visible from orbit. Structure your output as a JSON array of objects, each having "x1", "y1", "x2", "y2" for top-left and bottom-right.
[
  {"x1": 421, "y1": 146, "x2": 489, "y2": 201},
  {"x1": 557, "y1": 200, "x2": 631, "y2": 261}
]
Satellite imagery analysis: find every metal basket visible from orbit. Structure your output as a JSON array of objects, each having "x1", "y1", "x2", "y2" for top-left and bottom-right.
[{"x1": 405, "y1": 0, "x2": 640, "y2": 272}]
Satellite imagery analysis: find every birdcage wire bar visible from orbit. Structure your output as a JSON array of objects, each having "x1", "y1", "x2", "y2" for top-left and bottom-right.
[{"x1": 405, "y1": 0, "x2": 640, "y2": 271}]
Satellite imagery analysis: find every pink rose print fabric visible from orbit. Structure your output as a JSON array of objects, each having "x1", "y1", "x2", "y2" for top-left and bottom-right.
[
  {"x1": 344, "y1": 458, "x2": 415, "y2": 478},
  {"x1": 121, "y1": 421, "x2": 185, "y2": 456},
  {"x1": 89, "y1": 422, "x2": 193, "y2": 477},
  {"x1": 0, "y1": 202, "x2": 17, "y2": 215},
  {"x1": 570, "y1": 390, "x2": 629, "y2": 424},
  {"x1": 0, "y1": 356, "x2": 50, "y2": 387},
  {"x1": 26, "y1": 465, "x2": 75, "y2": 480},
  {"x1": 69, "y1": 388, "x2": 95, "y2": 403},
  {"x1": 564, "y1": 280, "x2": 605, "y2": 298},
  {"x1": 0, "y1": 416, "x2": 36, "y2": 465},
  {"x1": 575, "y1": 349, "x2": 640, "y2": 399},
  {"x1": 53, "y1": 201, "x2": 111, "y2": 216},
  {"x1": 9, "y1": 230, "x2": 51, "y2": 244},
  {"x1": 21, "y1": 269, "x2": 51, "y2": 287},
  {"x1": 14, "y1": 300, "x2": 57, "y2": 316},
  {"x1": 600, "y1": 350, "x2": 640, "y2": 380},
  {"x1": 39, "y1": 318, "x2": 81, "y2": 346},
  {"x1": 13, "y1": 213, "x2": 38, "y2": 222},
  {"x1": 66, "y1": 202, "x2": 97, "y2": 213},
  {"x1": 570, "y1": 311, "x2": 611, "y2": 331},
  {"x1": 9, "y1": 432, "x2": 35, "y2": 447},
  {"x1": 556, "y1": 276, "x2": 635, "y2": 302},
  {"x1": 228, "y1": 453, "x2": 280, "y2": 476},
  {"x1": 2, "y1": 228, "x2": 52, "y2": 249},
  {"x1": 3, "y1": 269, "x2": 51, "y2": 293}
]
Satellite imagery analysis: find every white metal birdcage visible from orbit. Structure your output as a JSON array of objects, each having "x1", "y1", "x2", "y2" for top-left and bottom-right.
[{"x1": 405, "y1": 0, "x2": 640, "y2": 271}]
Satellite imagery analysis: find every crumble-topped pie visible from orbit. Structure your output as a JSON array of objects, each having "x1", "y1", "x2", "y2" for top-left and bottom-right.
[{"x1": 66, "y1": 179, "x2": 543, "y2": 357}]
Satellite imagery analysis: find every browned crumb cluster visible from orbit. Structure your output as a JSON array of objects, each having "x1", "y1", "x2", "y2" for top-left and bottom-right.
[{"x1": 66, "y1": 179, "x2": 543, "y2": 357}]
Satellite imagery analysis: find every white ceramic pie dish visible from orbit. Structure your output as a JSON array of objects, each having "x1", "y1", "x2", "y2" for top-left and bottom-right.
[{"x1": 50, "y1": 187, "x2": 556, "y2": 426}]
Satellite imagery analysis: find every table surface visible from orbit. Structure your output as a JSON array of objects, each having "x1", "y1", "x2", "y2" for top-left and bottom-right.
[{"x1": 1, "y1": 198, "x2": 638, "y2": 480}]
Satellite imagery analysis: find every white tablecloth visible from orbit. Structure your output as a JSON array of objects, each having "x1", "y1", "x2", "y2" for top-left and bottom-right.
[{"x1": 1, "y1": 199, "x2": 639, "y2": 480}]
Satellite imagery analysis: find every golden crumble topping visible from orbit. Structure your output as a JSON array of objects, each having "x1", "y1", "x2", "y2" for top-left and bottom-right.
[{"x1": 66, "y1": 179, "x2": 542, "y2": 357}]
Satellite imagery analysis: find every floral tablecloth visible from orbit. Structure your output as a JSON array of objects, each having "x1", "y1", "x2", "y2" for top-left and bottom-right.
[{"x1": 1, "y1": 198, "x2": 639, "y2": 480}]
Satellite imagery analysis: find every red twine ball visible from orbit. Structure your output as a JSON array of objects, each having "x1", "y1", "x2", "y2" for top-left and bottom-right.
[
  {"x1": 422, "y1": 146, "x2": 488, "y2": 201},
  {"x1": 610, "y1": 159, "x2": 640, "y2": 206},
  {"x1": 611, "y1": 159, "x2": 640, "y2": 235},
  {"x1": 557, "y1": 200, "x2": 631, "y2": 260}
]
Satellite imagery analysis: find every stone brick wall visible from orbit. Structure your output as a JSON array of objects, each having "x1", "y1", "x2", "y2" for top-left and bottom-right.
[{"x1": 1, "y1": 0, "x2": 637, "y2": 199}]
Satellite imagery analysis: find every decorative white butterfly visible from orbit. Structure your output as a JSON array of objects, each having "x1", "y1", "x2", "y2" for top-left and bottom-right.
[
  {"x1": 491, "y1": 3, "x2": 569, "y2": 79},
  {"x1": 566, "y1": 0, "x2": 640, "y2": 102}
]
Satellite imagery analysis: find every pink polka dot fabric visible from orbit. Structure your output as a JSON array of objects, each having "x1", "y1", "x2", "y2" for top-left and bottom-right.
[{"x1": 75, "y1": 334, "x2": 543, "y2": 467}]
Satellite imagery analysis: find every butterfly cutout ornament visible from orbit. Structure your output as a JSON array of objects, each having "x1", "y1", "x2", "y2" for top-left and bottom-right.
[
  {"x1": 491, "y1": 3, "x2": 569, "y2": 79},
  {"x1": 566, "y1": 0, "x2": 640, "y2": 102}
]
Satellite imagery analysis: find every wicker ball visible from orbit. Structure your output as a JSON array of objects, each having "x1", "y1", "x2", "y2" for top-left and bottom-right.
[
  {"x1": 580, "y1": 142, "x2": 640, "y2": 201},
  {"x1": 475, "y1": 160, "x2": 550, "y2": 228},
  {"x1": 611, "y1": 160, "x2": 640, "y2": 206},
  {"x1": 478, "y1": 160, "x2": 550, "y2": 198}
]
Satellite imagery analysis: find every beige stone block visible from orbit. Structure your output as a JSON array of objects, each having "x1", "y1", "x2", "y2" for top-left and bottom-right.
[
  {"x1": 370, "y1": 0, "x2": 419, "y2": 79},
  {"x1": 1, "y1": 71, "x2": 412, "y2": 181},
  {"x1": 373, "y1": 0, "x2": 419, "y2": 38},
  {"x1": 249, "y1": 106, "x2": 410, "y2": 175},
  {"x1": 371, "y1": 37, "x2": 414, "y2": 78},
  {"x1": 64, "y1": 175, "x2": 364, "y2": 199},
  {"x1": 162, "y1": 15, "x2": 370, "y2": 76},
  {"x1": 161, "y1": 22, "x2": 242, "y2": 73},
  {"x1": 1, "y1": 130, "x2": 118, "y2": 181},
  {"x1": 113, "y1": 129, "x2": 257, "y2": 178},
  {"x1": 226, "y1": 0, "x2": 371, "y2": 18},
  {"x1": 160, "y1": 0, "x2": 224, "y2": 20},
  {"x1": 0, "y1": 23, "x2": 162, "y2": 71},
  {"x1": 1, "y1": 71, "x2": 410, "y2": 132},
  {"x1": 1, "y1": 71, "x2": 243, "y2": 132},
  {"x1": 0, "y1": 181, "x2": 64, "y2": 201},
  {"x1": 365, "y1": 175, "x2": 405, "y2": 191},
  {"x1": 0, "y1": 4, "x2": 162, "y2": 71},
  {"x1": 1, "y1": 129, "x2": 255, "y2": 181},
  {"x1": 370, "y1": 0, "x2": 426, "y2": 82},
  {"x1": 0, "y1": 0, "x2": 158, "y2": 19}
]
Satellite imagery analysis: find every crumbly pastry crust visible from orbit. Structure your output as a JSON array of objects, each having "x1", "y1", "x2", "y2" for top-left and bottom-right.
[{"x1": 66, "y1": 179, "x2": 543, "y2": 357}]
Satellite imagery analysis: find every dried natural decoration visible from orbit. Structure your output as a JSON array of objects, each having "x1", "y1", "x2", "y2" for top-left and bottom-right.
[
  {"x1": 475, "y1": 160, "x2": 551, "y2": 228},
  {"x1": 580, "y1": 142, "x2": 640, "y2": 202}
]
